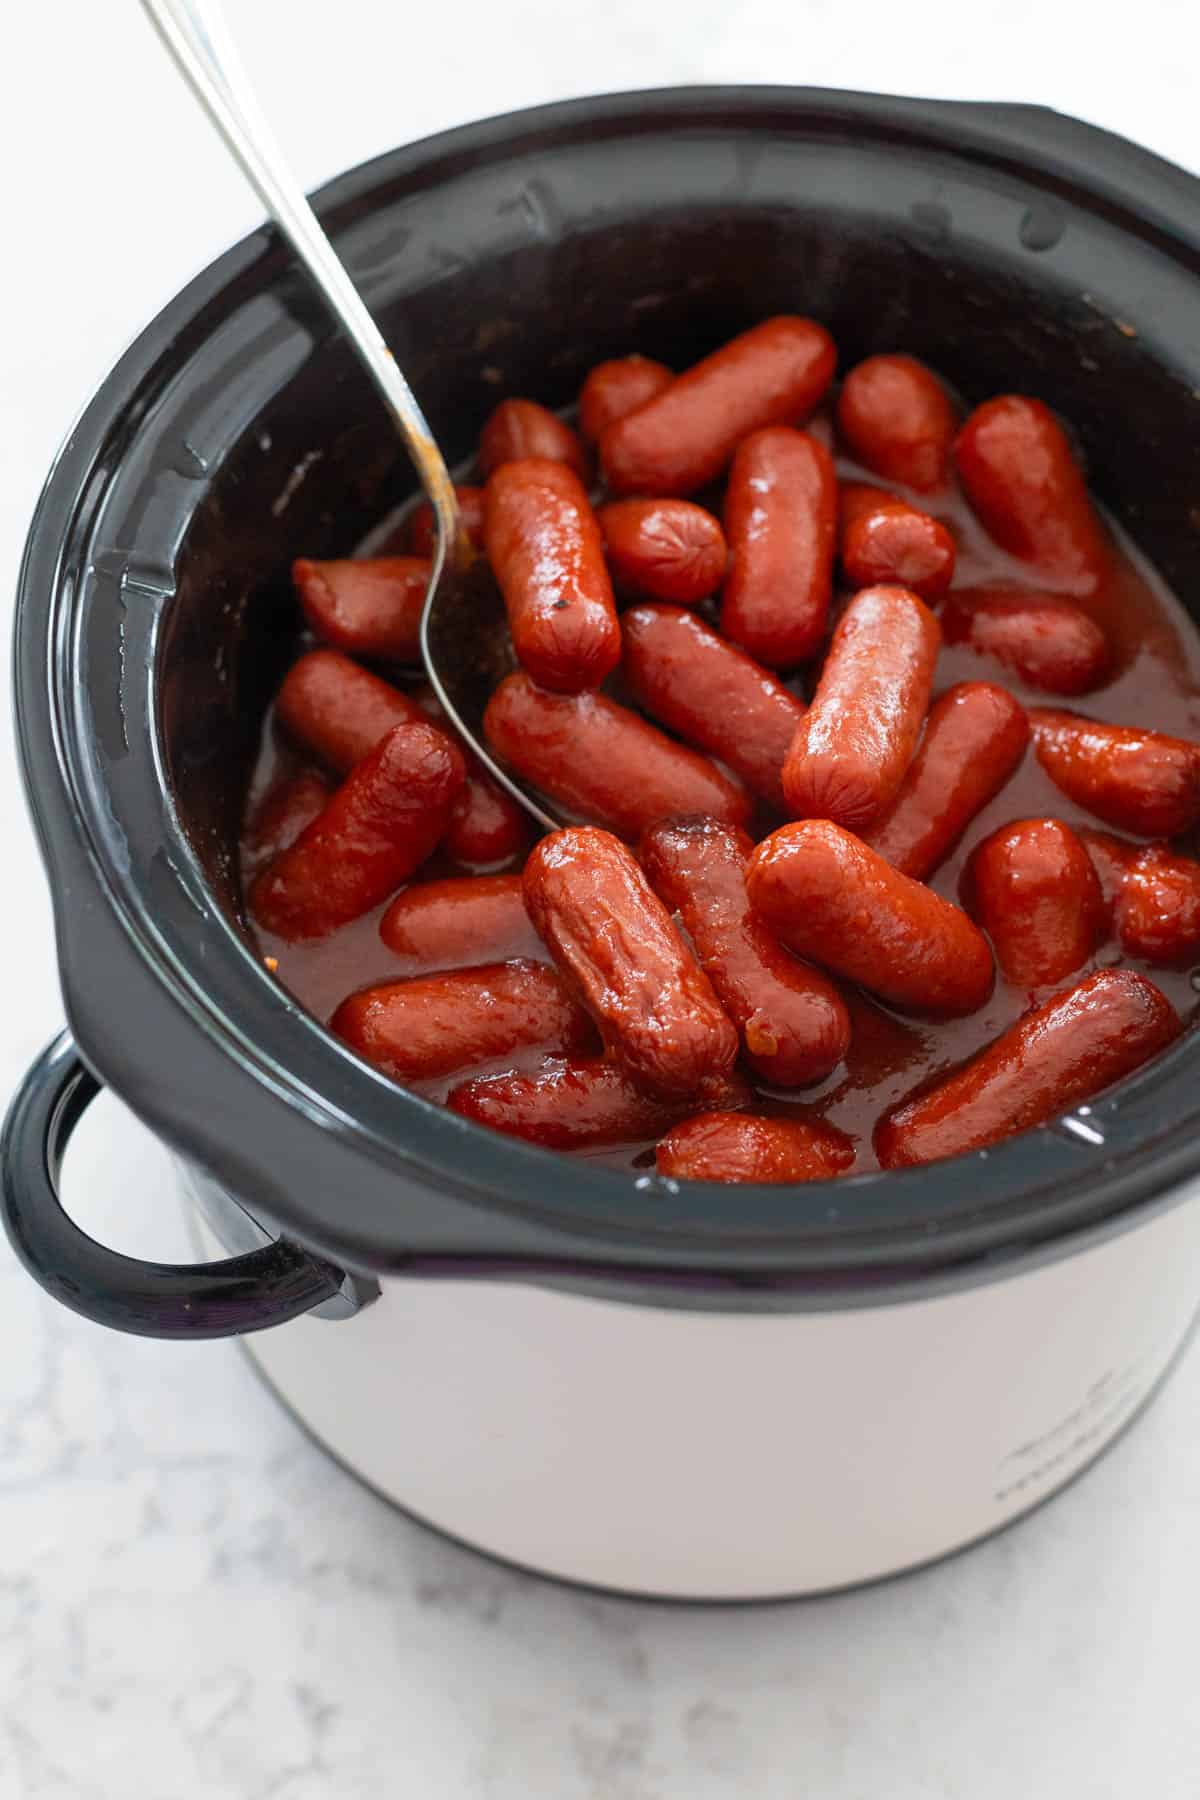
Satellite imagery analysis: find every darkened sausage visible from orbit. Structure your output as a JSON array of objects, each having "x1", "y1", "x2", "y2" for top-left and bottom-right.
[
  {"x1": 963, "y1": 818, "x2": 1104, "y2": 987},
  {"x1": 781, "y1": 585, "x2": 942, "y2": 828},
  {"x1": 746, "y1": 820, "x2": 994, "y2": 1017},
  {"x1": 333, "y1": 960, "x2": 593, "y2": 1084},
  {"x1": 1029, "y1": 709, "x2": 1200, "y2": 837},
  {"x1": 875, "y1": 970, "x2": 1180, "y2": 1167},
  {"x1": 250, "y1": 722, "x2": 465, "y2": 939},
  {"x1": 483, "y1": 458, "x2": 621, "y2": 692},
  {"x1": 835, "y1": 354, "x2": 958, "y2": 492},
  {"x1": 600, "y1": 317, "x2": 836, "y2": 497},
  {"x1": 484, "y1": 672, "x2": 751, "y2": 839},
  {"x1": 524, "y1": 828, "x2": 739, "y2": 1101},
  {"x1": 620, "y1": 604, "x2": 805, "y2": 812},
  {"x1": 720, "y1": 426, "x2": 837, "y2": 668},
  {"x1": 275, "y1": 650, "x2": 429, "y2": 772},
  {"x1": 640, "y1": 816, "x2": 850, "y2": 1087},
  {"x1": 954, "y1": 396, "x2": 1109, "y2": 595},
  {"x1": 863, "y1": 682, "x2": 1029, "y2": 880},
  {"x1": 243, "y1": 768, "x2": 332, "y2": 880},
  {"x1": 655, "y1": 1111, "x2": 855, "y2": 1183}
]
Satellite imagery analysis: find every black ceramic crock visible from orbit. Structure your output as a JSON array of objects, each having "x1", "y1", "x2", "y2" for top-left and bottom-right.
[{"x1": 8, "y1": 86, "x2": 1200, "y2": 1337}]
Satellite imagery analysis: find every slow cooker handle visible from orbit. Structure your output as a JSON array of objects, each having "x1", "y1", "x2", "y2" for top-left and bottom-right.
[{"x1": 1, "y1": 1032, "x2": 347, "y2": 1338}]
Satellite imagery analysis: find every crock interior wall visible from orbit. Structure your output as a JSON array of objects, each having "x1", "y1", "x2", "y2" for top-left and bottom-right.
[{"x1": 155, "y1": 178, "x2": 1200, "y2": 926}]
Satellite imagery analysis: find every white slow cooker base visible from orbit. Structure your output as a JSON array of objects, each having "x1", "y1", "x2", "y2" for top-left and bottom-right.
[{"x1": 198, "y1": 1190, "x2": 1200, "y2": 1600}]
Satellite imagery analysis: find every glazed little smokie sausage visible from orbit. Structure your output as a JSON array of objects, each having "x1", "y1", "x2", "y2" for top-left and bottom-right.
[
  {"x1": 478, "y1": 398, "x2": 587, "y2": 479},
  {"x1": 292, "y1": 556, "x2": 429, "y2": 663},
  {"x1": 578, "y1": 354, "x2": 673, "y2": 443},
  {"x1": 484, "y1": 672, "x2": 751, "y2": 839},
  {"x1": 402, "y1": 485, "x2": 486, "y2": 556},
  {"x1": 640, "y1": 817, "x2": 850, "y2": 1087},
  {"x1": 379, "y1": 875, "x2": 542, "y2": 972},
  {"x1": 600, "y1": 316, "x2": 837, "y2": 497},
  {"x1": 620, "y1": 605, "x2": 805, "y2": 812},
  {"x1": 1080, "y1": 831, "x2": 1200, "y2": 966},
  {"x1": 597, "y1": 499, "x2": 727, "y2": 604},
  {"x1": 656, "y1": 1111, "x2": 856, "y2": 1184},
  {"x1": 333, "y1": 960, "x2": 593, "y2": 1085},
  {"x1": 1029, "y1": 709, "x2": 1200, "y2": 837},
  {"x1": 446, "y1": 1057, "x2": 752, "y2": 1150},
  {"x1": 524, "y1": 828, "x2": 739, "y2": 1101},
  {"x1": 835, "y1": 354, "x2": 958, "y2": 492},
  {"x1": 276, "y1": 649, "x2": 428, "y2": 771},
  {"x1": 863, "y1": 682, "x2": 1030, "y2": 881},
  {"x1": 781, "y1": 585, "x2": 941, "y2": 829},
  {"x1": 483, "y1": 459, "x2": 620, "y2": 693},
  {"x1": 720, "y1": 427, "x2": 837, "y2": 667},
  {"x1": 746, "y1": 821, "x2": 994, "y2": 1017},
  {"x1": 250, "y1": 722, "x2": 464, "y2": 940},
  {"x1": 838, "y1": 485, "x2": 957, "y2": 601},
  {"x1": 954, "y1": 396, "x2": 1109, "y2": 595},
  {"x1": 243, "y1": 768, "x2": 332, "y2": 879},
  {"x1": 940, "y1": 588, "x2": 1111, "y2": 696},
  {"x1": 875, "y1": 970, "x2": 1181, "y2": 1168},
  {"x1": 963, "y1": 819, "x2": 1104, "y2": 988}
]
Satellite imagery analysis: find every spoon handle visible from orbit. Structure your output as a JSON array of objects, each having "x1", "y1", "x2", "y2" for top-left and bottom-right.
[{"x1": 138, "y1": 0, "x2": 461, "y2": 550}]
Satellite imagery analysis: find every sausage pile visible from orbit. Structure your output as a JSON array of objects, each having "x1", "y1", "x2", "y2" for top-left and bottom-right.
[{"x1": 242, "y1": 320, "x2": 1200, "y2": 1183}]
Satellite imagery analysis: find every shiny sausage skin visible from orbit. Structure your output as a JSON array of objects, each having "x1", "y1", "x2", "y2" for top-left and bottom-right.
[
  {"x1": 875, "y1": 969, "x2": 1180, "y2": 1168},
  {"x1": 524, "y1": 828, "x2": 739, "y2": 1101},
  {"x1": 835, "y1": 354, "x2": 957, "y2": 492},
  {"x1": 954, "y1": 397, "x2": 1109, "y2": 595},
  {"x1": 746, "y1": 821, "x2": 994, "y2": 1017},
  {"x1": 243, "y1": 768, "x2": 332, "y2": 879},
  {"x1": 250, "y1": 722, "x2": 465, "y2": 940},
  {"x1": 600, "y1": 317, "x2": 836, "y2": 497},
  {"x1": 781, "y1": 585, "x2": 942, "y2": 829},
  {"x1": 578, "y1": 355, "x2": 673, "y2": 443},
  {"x1": 332, "y1": 960, "x2": 592, "y2": 1084},
  {"x1": 402, "y1": 485, "x2": 486, "y2": 556},
  {"x1": 963, "y1": 818, "x2": 1103, "y2": 987},
  {"x1": 483, "y1": 459, "x2": 620, "y2": 693},
  {"x1": 720, "y1": 427, "x2": 837, "y2": 667},
  {"x1": 656, "y1": 1111, "x2": 855, "y2": 1184},
  {"x1": 379, "y1": 875, "x2": 542, "y2": 971},
  {"x1": 446, "y1": 1057, "x2": 752, "y2": 1150},
  {"x1": 484, "y1": 672, "x2": 751, "y2": 839},
  {"x1": 640, "y1": 817, "x2": 850, "y2": 1087},
  {"x1": 1080, "y1": 830, "x2": 1200, "y2": 965},
  {"x1": 1029, "y1": 709, "x2": 1200, "y2": 837},
  {"x1": 838, "y1": 484, "x2": 956, "y2": 601},
  {"x1": 292, "y1": 556, "x2": 428, "y2": 663},
  {"x1": 863, "y1": 681, "x2": 1029, "y2": 880},
  {"x1": 276, "y1": 650, "x2": 428, "y2": 772},
  {"x1": 940, "y1": 587, "x2": 1110, "y2": 695},
  {"x1": 621, "y1": 604, "x2": 805, "y2": 812},
  {"x1": 478, "y1": 398, "x2": 587, "y2": 479},
  {"x1": 597, "y1": 499, "x2": 727, "y2": 604}
]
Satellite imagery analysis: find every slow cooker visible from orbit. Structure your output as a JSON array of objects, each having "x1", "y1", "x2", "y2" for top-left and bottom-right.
[{"x1": 6, "y1": 87, "x2": 1200, "y2": 1601}]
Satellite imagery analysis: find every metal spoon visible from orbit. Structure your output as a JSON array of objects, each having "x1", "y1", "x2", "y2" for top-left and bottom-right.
[{"x1": 139, "y1": 0, "x2": 557, "y2": 830}]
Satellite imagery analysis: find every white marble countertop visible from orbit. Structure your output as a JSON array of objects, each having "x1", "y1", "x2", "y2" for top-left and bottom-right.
[{"x1": 3, "y1": 2, "x2": 1200, "y2": 1793}]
